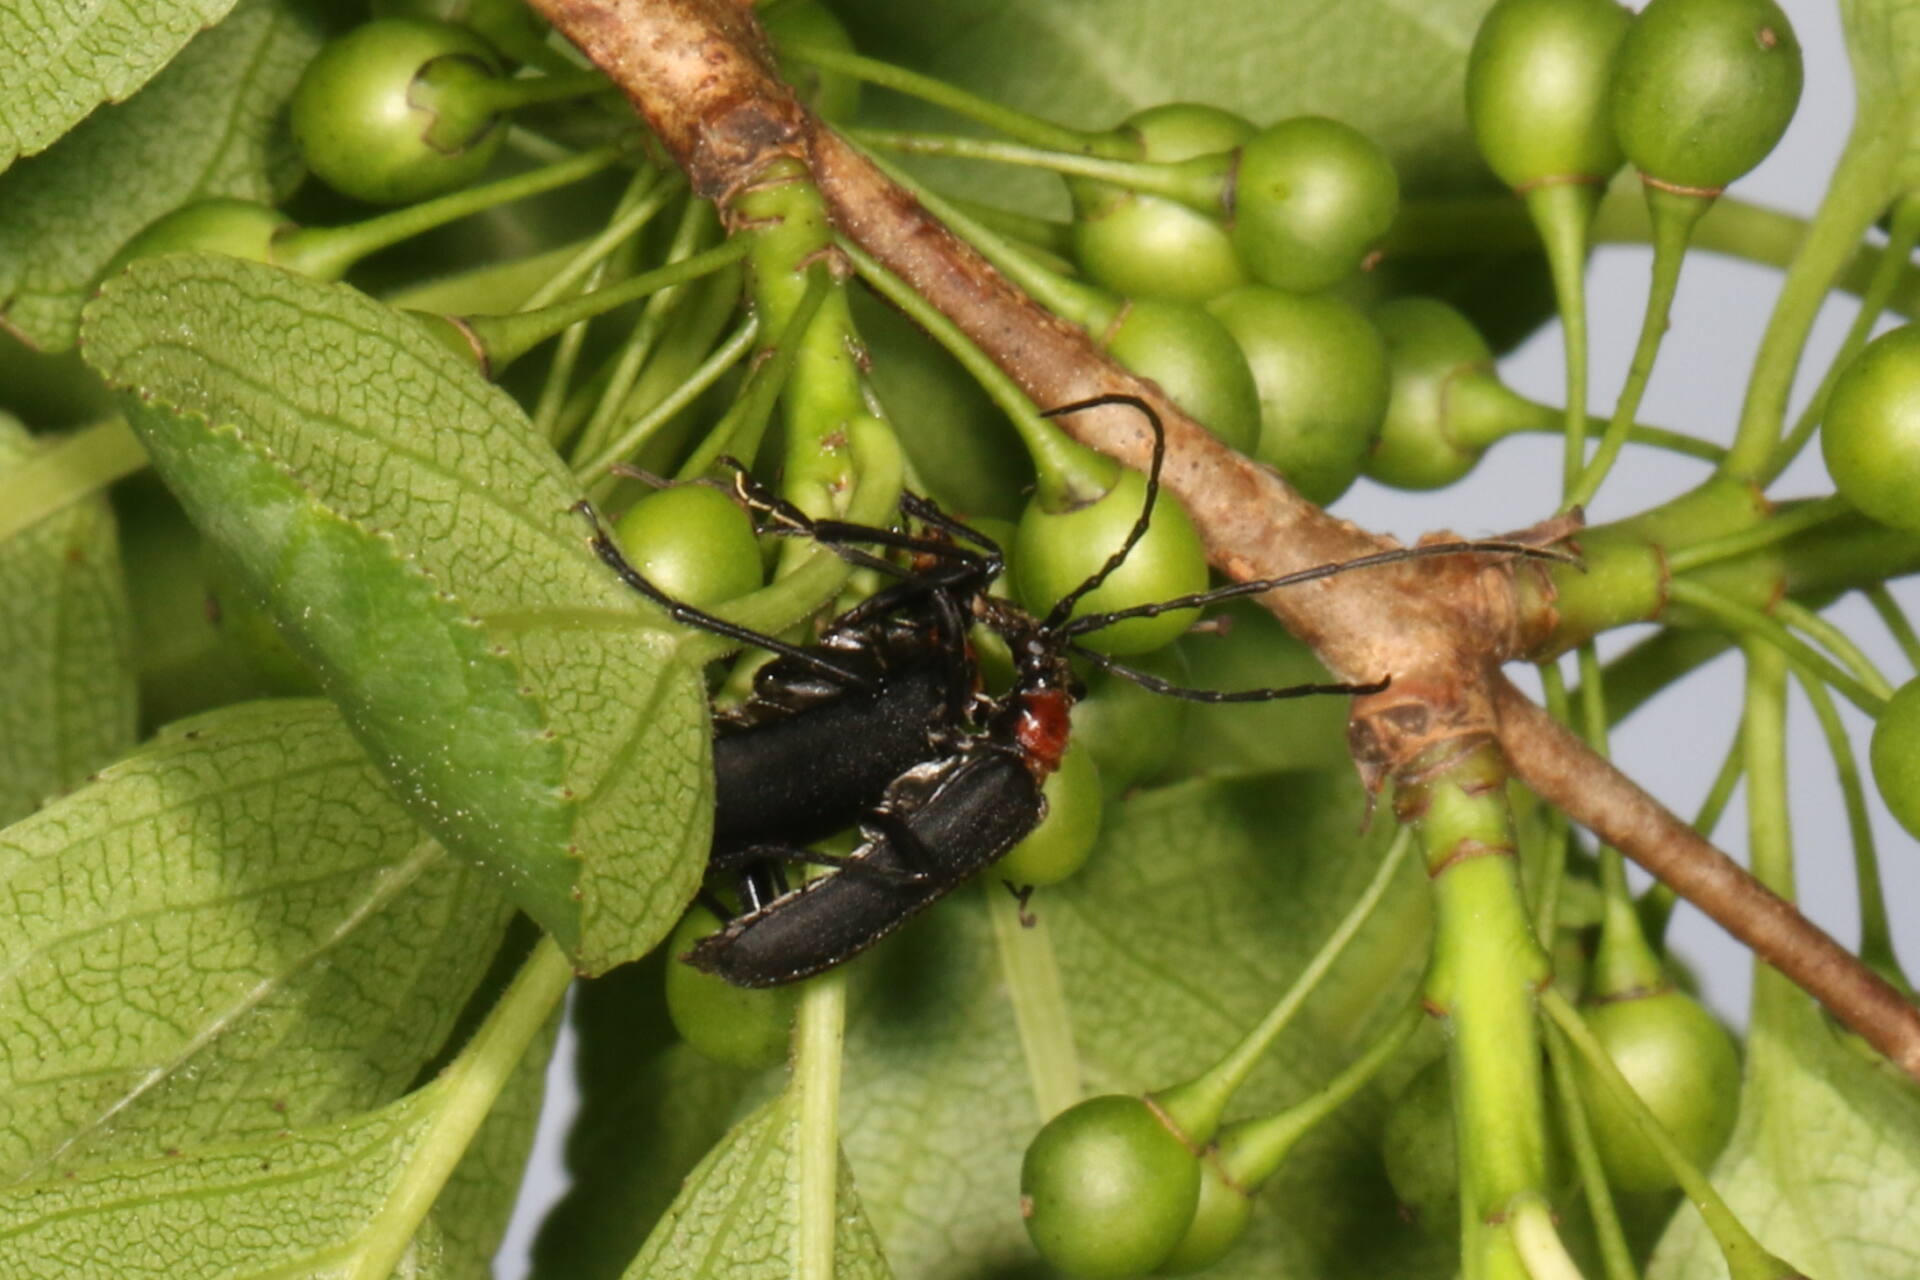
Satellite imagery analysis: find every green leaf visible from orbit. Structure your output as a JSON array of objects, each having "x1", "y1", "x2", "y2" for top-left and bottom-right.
[
  {"x1": 0, "y1": 0, "x2": 243, "y2": 175},
  {"x1": 622, "y1": 1091, "x2": 891, "y2": 1280},
  {"x1": 834, "y1": 770, "x2": 1447, "y2": 1279},
  {"x1": 80, "y1": 255, "x2": 713, "y2": 973},
  {"x1": 0, "y1": 992, "x2": 560, "y2": 1279},
  {"x1": 532, "y1": 956, "x2": 763, "y2": 1280},
  {"x1": 1646, "y1": 969, "x2": 1920, "y2": 1280},
  {"x1": 0, "y1": 415, "x2": 136, "y2": 825},
  {"x1": 0, "y1": 1085, "x2": 457, "y2": 1277},
  {"x1": 0, "y1": 0, "x2": 324, "y2": 351},
  {"x1": 0, "y1": 698, "x2": 512, "y2": 1181}
]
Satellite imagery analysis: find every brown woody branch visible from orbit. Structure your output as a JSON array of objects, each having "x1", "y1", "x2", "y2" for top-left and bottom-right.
[{"x1": 527, "y1": 0, "x2": 1920, "y2": 1079}]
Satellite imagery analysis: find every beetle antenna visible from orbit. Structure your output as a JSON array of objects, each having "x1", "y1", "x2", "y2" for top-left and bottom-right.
[{"x1": 1036, "y1": 393, "x2": 1166, "y2": 631}]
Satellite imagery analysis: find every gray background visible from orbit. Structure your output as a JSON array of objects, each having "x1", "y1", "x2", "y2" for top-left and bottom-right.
[{"x1": 494, "y1": 2, "x2": 1914, "y2": 1271}]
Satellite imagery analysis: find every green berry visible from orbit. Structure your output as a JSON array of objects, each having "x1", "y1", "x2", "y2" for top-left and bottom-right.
[
  {"x1": 104, "y1": 199, "x2": 288, "y2": 279},
  {"x1": 1612, "y1": 0, "x2": 1802, "y2": 191},
  {"x1": 1207, "y1": 284, "x2": 1388, "y2": 504},
  {"x1": 613, "y1": 483, "x2": 765, "y2": 609},
  {"x1": 1467, "y1": 0, "x2": 1632, "y2": 188},
  {"x1": 1105, "y1": 299, "x2": 1262, "y2": 454},
  {"x1": 1365, "y1": 296, "x2": 1498, "y2": 490},
  {"x1": 1153, "y1": 1152, "x2": 1251, "y2": 1274},
  {"x1": 763, "y1": 0, "x2": 863, "y2": 123},
  {"x1": 1872, "y1": 676, "x2": 1920, "y2": 839},
  {"x1": 1071, "y1": 104, "x2": 1254, "y2": 302},
  {"x1": 1380, "y1": 1057, "x2": 1458, "y2": 1237},
  {"x1": 1021, "y1": 1094, "x2": 1202, "y2": 1278},
  {"x1": 664, "y1": 905, "x2": 796, "y2": 1069},
  {"x1": 996, "y1": 738, "x2": 1102, "y2": 886},
  {"x1": 1573, "y1": 989, "x2": 1741, "y2": 1194},
  {"x1": 1013, "y1": 470, "x2": 1210, "y2": 656},
  {"x1": 1823, "y1": 325, "x2": 1920, "y2": 537},
  {"x1": 292, "y1": 17, "x2": 508, "y2": 204},
  {"x1": 1229, "y1": 116, "x2": 1399, "y2": 294}
]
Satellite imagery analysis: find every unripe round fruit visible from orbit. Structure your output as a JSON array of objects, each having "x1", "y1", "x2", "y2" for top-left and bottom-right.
[
  {"x1": 1105, "y1": 299, "x2": 1262, "y2": 454},
  {"x1": 764, "y1": 0, "x2": 862, "y2": 123},
  {"x1": 1070, "y1": 104, "x2": 1253, "y2": 302},
  {"x1": 1021, "y1": 1094, "x2": 1202, "y2": 1278},
  {"x1": 1153, "y1": 1152, "x2": 1251, "y2": 1274},
  {"x1": 105, "y1": 199, "x2": 287, "y2": 278},
  {"x1": 372, "y1": 0, "x2": 550, "y2": 66},
  {"x1": 1072, "y1": 644, "x2": 1191, "y2": 794},
  {"x1": 1229, "y1": 116, "x2": 1399, "y2": 294},
  {"x1": 1871, "y1": 676, "x2": 1920, "y2": 839},
  {"x1": 1823, "y1": 325, "x2": 1920, "y2": 536},
  {"x1": 613, "y1": 484, "x2": 764, "y2": 608},
  {"x1": 1381, "y1": 1057, "x2": 1458, "y2": 1237},
  {"x1": 1207, "y1": 284, "x2": 1388, "y2": 504},
  {"x1": 291, "y1": 17, "x2": 507, "y2": 204},
  {"x1": 1467, "y1": 0, "x2": 1632, "y2": 188},
  {"x1": 1573, "y1": 989, "x2": 1741, "y2": 1194},
  {"x1": 996, "y1": 738, "x2": 1102, "y2": 886},
  {"x1": 1365, "y1": 296, "x2": 1494, "y2": 490},
  {"x1": 664, "y1": 905, "x2": 796, "y2": 1069},
  {"x1": 1013, "y1": 471, "x2": 1210, "y2": 656},
  {"x1": 1611, "y1": 0, "x2": 1802, "y2": 191}
]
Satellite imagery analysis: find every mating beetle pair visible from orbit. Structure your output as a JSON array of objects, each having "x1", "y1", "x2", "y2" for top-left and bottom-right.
[{"x1": 584, "y1": 394, "x2": 1556, "y2": 987}]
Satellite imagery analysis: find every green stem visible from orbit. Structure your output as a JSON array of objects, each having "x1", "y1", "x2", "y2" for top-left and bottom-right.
[
  {"x1": 1566, "y1": 185, "x2": 1709, "y2": 510},
  {"x1": 346, "y1": 936, "x2": 572, "y2": 1280},
  {"x1": 986, "y1": 881, "x2": 1083, "y2": 1121},
  {"x1": 276, "y1": 144, "x2": 624, "y2": 281},
  {"x1": 675, "y1": 268, "x2": 832, "y2": 481},
  {"x1": 0, "y1": 418, "x2": 147, "y2": 544},
  {"x1": 1792, "y1": 666, "x2": 1912, "y2": 993},
  {"x1": 1544, "y1": 1022, "x2": 1639, "y2": 1280},
  {"x1": 1664, "y1": 495, "x2": 1851, "y2": 573},
  {"x1": 777, "y1": 44, "x2": 1110, "y2": 155},
  {"x1": 1772, "y1": 596, "x2": 1895, "y2": 702},
  {"x1": 793, "y1": 965, "x2": 847, "y2": 1280},
  {"x1": 1510, "y1": 407, "x2": 1724, "y2": 463},
  {"x1": 858, "y1": 144, "x2": 1112, "y2": 327},
  {"x1": 574, "y1": 314, "x2": 759, "y2": 485},
  {"x1": 1507, "y1": 1196, "x2": 1586, "y2": 1280},
  {"x1": 1153, "y1": 826, "x2": 1415, "y2": 1142},
  {"x1": 1865, "y1": 583, "x2": 1920, "y2": 672},
  {"x1": 1212, "y1": 1002, "x2": 1421, "y2": 1189},
  {"x1": 1410, "y1": 741, "x2": 1550, "y2": 1280},
  {"x1": 1722, "y1": 136, "x2": 1897, "y2": 480},
  {"x1": 571, "y1": 193, "x2": 710, "y2": 467},
  {"x1": 1666, "y1": 577, "x2": 1885, "y2": 714},
  {"x1": 1389, "y1": 182, "x2": 1920, "y2": 320},
  {"x1": 852, "y1": 128, "x2": 1226, "y2": 210},
  {"x1": 1765, "y1": 194, "x2": 1920, "y2": 483},
  {"x1": 945, "y1": 195, "x2": 1077, "y2": 259},
  {"x1": 1525, "y1": 182, "x2": 1601, "y2": 501},
  {"x1": 837, "y1": 237, "x2": 1097, "y2": 501},
  {"x1": 460, "y1": 239, "x2": 749, "y2": 371},
  {"x1": 1544, "y1": 986, "x2": 1798, "y2": 1280},
  {"x1": 471, "y1": 67, "x2": 610, "y2": 112},
  {"x1": 1531, "y1": 663, "x2": 1574, "y2": 941},
  {"x1": 523, "y1": 168, "x2": 684, "y2": 310}
]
